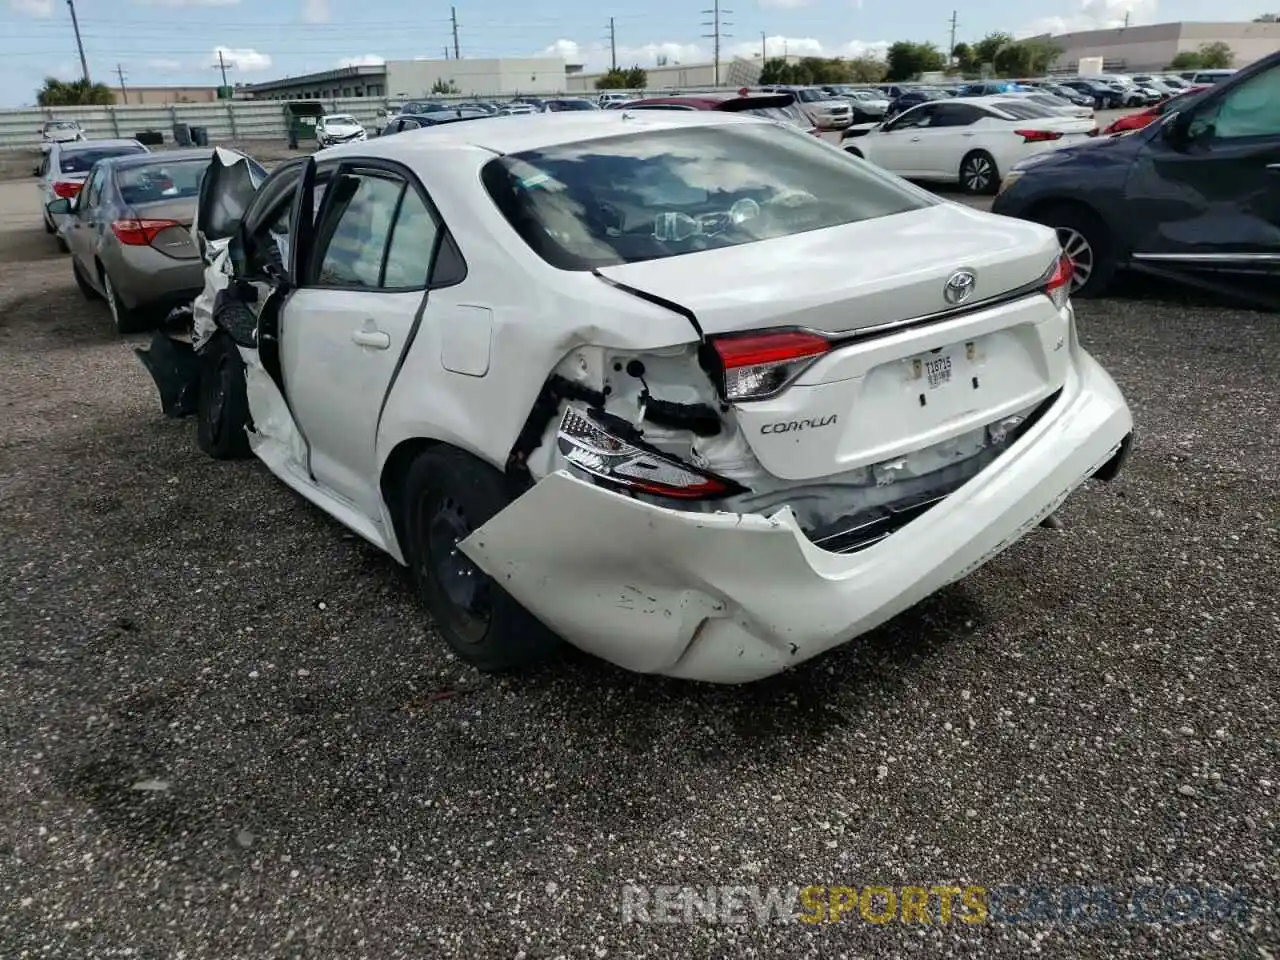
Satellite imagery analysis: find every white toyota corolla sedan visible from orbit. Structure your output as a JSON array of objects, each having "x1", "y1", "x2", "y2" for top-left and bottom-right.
[{"x1": 138, "y1": 113, "x2": 1133, "y2": 684}]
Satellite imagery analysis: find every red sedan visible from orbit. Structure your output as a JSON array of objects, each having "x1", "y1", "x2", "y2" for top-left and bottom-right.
[
  {"x1": 616, "y1": 91, "x2": 822, "y2": 136},
  {"x1": 1103, "y1": 85, "x2": 1209, "y2": 134}
]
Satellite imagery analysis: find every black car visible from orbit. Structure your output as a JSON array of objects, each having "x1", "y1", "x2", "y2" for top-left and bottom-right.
[
  {"x1": 991, "y1": 50, "x2": 1280, "y2": 308},
  {"x1": 1057, "y1": 78, "x2": 1124, "y2": 109},
  {"x1": 885, "y1": 88, "x2": 948, "y2": 118},
  {"x1": 378, "y1": 111, "x2": 490, "y2": 137}
]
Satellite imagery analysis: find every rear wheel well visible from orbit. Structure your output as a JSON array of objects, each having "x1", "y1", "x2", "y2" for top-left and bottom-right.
[
  {"x1": 380, "y1": 438, "x2": 442, "y2": 560},
  {"x1": 844, "y1": 145, "x2": 864, "y2": 158}
]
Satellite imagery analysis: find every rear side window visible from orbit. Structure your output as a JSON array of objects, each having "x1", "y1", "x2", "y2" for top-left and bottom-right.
[
  {"x1": 117, "y1": 158, "x2": 209, "y2": 205},
  {"x1": 60, "y1": 145, "x2": 145, "y2": 174},
  {"x1": 988, "y1": 100, "x2": 1057, "y2": 120},
  {"x1": 481, "y1": 122, "x2": 932, "y2": 271}
]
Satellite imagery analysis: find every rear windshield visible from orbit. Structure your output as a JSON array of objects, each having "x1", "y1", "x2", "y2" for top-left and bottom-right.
[
  {"x1": 481, "y1": 122, "x2": 930, "y2": 271},
  {"x1": 46, "y1": 121, "x2": 79, "y2": 131},
  {"x1": 989, "y1": 99, "x2": 1058, "y2": 120},
  {"x1": 117, "y1": 158, "x2": 209, "y2": 206},
  {"x1": 547, "y1": 100, "x2": 597, "y2": 111},
  {"x1": 59, "y1": 144, "x2": 145, "y2": 174}
]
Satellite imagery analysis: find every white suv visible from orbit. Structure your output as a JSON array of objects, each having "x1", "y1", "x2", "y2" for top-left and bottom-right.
[{"x1": 138, "y1": 115, "x2": 1133, "y2": 684}]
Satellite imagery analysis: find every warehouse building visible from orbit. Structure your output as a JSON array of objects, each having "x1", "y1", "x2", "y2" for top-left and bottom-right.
[
  {"x1": 242, "y1": 57, "x2": 568, "y2": 101},
  {"x1": 565, "y1": 55, "x2": 801, "y2": 93},
  {"x1": 1041, "y1": 20, "x2": 1280, "y2": 72}
]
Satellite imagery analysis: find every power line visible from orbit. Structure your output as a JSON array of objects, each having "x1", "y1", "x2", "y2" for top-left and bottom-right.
[
  {"x1": 116, "y1": 63, "x2": 128, "y2": 103},
  {"x1": 700, "y1": 0, "x2": 731, "y2": 86},
  {"x1": 451, "y1": 6, "x2": 461, "y2": 59},
  {"x1": 66, "y1": 0, "x2": 91, "y2": 84}
]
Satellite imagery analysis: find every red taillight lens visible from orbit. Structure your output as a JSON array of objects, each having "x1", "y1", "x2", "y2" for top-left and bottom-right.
[
  {"x1": 710, "y1": 330, "x2": 832, "y2": 402},
  {"x1": 52, "y1": 180, "x2": 83, "y2": 199},
  {"x1": 1015, "y1": 128, "x2": 1064, "y2": 143},
  {"x1": 1044, "y1": 251, "x2": 1073, "y2": 309},
  {"x1": 111, "y1": 218, "x2": 182, "y2": 246}
]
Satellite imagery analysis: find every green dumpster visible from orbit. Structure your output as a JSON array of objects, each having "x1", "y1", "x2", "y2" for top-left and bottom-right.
[{"x1": 283, "y1": 101, "x2": 325, "y2": 148}]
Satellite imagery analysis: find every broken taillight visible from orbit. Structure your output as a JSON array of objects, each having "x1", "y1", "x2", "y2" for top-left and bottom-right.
[
  {"x1": 709, "y1": 330, "x2": 832, "y2": 402},
  {"x1": 1043, "y1": 252, "x2": 1074, "y2": 309},
  {"x1": 51, "y1": 180, "x2": 83, "y2": 199},
  {"x1": 111, "y1": 218, "x2": 182, "y2": 246},
  {"x1": 1014, "y1": 129, "x2": 1064, "y2": 143},
  {"x1": 557, "y1": 408, "x2": 743, "y2": 500}
]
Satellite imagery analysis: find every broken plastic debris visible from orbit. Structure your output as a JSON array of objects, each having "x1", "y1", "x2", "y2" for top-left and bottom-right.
[{"x1": 130, "y1": 778, "x2": 171, "y2": 792}]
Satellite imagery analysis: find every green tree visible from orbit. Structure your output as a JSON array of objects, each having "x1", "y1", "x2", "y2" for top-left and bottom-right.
[
  {"x1": 951, "y1": 41, "x2": 974, "y2": 72},
  {"x1": 972, "y1": 31, "x2": 1013, "y2": 69},
  {"x1": 36, "y1": 76, "x2": 114, "y2": 106},
  {"x1": 430, "y1": 78, "x2": 460, "y2": 94},
  {"x1": 884, "y1": 41, "x2": 945, "y2": 81},
  {"x1": 758, "y1": 57, "x2": 793, "y2": 85},
  {"x1": 1253, "y1": 12, "x2": 1277, "y2": 21},
  {"x1": 1168, "y1": 50, "x2": 1203, "y2": 70},
  {"x1": 993, "y1": 37, "x2": 1061, "y2": 76},
  {"x1": 622, "y1": 65, "x2": 648, "y2": 88},
  {"x1": 595, "y1": 67, "x2": 629, "y2": 89},
  {"x1": 1198, "y1": 41, "x2": 1234, "y2": 68},
  {"x1": 847, "y1": 56, "x2": 887, "y2": 82}
]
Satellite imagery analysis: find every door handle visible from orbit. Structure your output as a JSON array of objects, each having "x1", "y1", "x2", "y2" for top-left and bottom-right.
[
  {"x1": 910, "y1": 136, "x2": 921, "y2": 142},
  {"x1": 351, "y1": 328, "x2": 390, "y2": 349}
]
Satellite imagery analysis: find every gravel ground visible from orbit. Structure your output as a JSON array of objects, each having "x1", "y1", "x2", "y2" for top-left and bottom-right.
[{"x1": 0, "y1": 175, "x2": 1276, "y2": 960}]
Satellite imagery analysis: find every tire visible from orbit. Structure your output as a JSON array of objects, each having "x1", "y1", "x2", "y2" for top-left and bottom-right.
[
  {"x1": 1030, "y1": 203, "x2": 1118, "y2": 299},
  {"x1": 43, "y1": 211, "x2": 54, "y2": 235},
  {"x1": 55, "y1": 233, "x2": 69, "y2": 253},
  {"x1": 959, "y1": 150, "x2": 999, "y2": 195},
  {"x1": 101, "y1": 269, "x2": 146, "y2": 334},
  {"x1": 402, "y1": 447, "x2": 561, "y2": 672},
  {"x1": 196, "y1": 333, "x2": 253, "y2": 460},
  {"x1": 71, "y1": 257, "x2": 97, "y2": 300}
]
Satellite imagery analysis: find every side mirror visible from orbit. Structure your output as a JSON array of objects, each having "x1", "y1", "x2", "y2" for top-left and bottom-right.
[
  {"x1": 1161, "y1": 110, "x2": 1191, "y2": 147},
  {"x1": 46, "y1": 197, "x2": 72, "y2": 216}
]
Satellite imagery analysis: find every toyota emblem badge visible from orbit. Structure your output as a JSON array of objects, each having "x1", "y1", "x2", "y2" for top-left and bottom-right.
[{"x1": 943, "y1": 269, "x2": 977, "y2": 305}]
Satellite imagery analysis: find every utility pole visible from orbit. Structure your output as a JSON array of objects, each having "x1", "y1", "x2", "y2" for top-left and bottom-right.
[
  {"x1": 443, "y1": 46, "x2": 449, "y2": 60},
  {"x1": 1123, "y1": 11, "x2": 1130, "y2": 27},
  {"x1": 67, "y1": 0, "x2": 91, "y2": 85},
  {"x1": 212, "y1": 49, "x2": 234, "y2": 91},
  {"x1": 607, "y1": 17, "x2": 617, "y2": 71},
  {"x1": 761, "y1": 31, "x2": 766, "y2": 60},
  {"x1": 701, "y1": 0, "x2": 732, "y2": 86},
  {"x1": 116, "y1": 63, "x2": 128, "y2": 104},
  {"x1": 947, "y1": 10, "x2": 959, "y2": 68},
  {"x1": 451, "y1": 6, "x2": 460, "y2": 60}
]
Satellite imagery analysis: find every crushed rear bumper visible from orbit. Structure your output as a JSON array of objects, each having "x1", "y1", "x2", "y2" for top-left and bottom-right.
[{"x1": 458, "y1": 349, "x2": 1133, "y2": 684}]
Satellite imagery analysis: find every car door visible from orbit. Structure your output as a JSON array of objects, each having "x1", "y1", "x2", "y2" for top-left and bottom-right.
[
  {"x1": 1124, "y1": 59, "x2": 1280, "y2": 279},
  {"x1": 904, "y1": 101, "x2": 986, "y2": 179},
  {"x1": 65, "y1": 163, "x2": 108, "y2": 277},
  {"x1": 863, "y1": 104, "x2": 937, "y2": 176},
  {"x1": 278, "y1": 160, "x2": 455, "y2": 516}
]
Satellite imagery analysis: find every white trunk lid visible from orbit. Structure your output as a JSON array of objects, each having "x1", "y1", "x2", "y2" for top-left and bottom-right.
[{"x1": 596, "y1": 203, "x2": 1070, "y2": 483}]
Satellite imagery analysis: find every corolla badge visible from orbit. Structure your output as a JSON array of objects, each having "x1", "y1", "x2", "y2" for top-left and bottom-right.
[{"x1": 943, "y1": 269, "x2": 977, "y2": 305}]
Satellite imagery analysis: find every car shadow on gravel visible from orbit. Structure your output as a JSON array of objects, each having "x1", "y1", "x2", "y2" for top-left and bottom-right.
[{"x1": 0, "y1": 291, "x2": 118, "y2": 349}]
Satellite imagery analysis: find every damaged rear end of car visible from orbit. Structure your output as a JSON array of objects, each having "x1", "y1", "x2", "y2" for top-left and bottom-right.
[{"x1": 455, "y1": 117, "x2": 1134, "y2": 682}]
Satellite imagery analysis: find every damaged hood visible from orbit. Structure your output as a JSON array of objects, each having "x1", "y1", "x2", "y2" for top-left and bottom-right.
[
  {"x1": 193, "y1": 146, "x2": 269, "y2": 246},
  {"x1": 593, "y1": 202, "x2": 1060, "y2": 337}
]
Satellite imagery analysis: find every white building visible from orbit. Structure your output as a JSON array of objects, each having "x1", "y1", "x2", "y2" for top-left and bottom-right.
[
  {"x1": 244, "y1": 57, "x2": 568, "y2": 101},
  {"x1": 1042, "y1": 21, "x2": 1280, "y2": 73}
]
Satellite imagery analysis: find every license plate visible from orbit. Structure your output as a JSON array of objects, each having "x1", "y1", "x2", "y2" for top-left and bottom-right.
[{"x1": 911, "y1": 352, "x2": 954, "y2": 389}]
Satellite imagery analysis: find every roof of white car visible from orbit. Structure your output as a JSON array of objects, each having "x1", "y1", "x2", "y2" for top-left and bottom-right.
[
  {"x1": 58, "y1": 138, "x2": 145, "y2": 152},
  {"x1": 320, "y1": 108, "x2": 761, "y2": 160}
]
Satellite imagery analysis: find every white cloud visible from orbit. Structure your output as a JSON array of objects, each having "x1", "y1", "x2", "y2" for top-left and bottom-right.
[
  {"x1": 301, "y1": 0, "x2": 330, "y2": 23},
  {"x1": 728, "y1": 35, "x2": 890, "y2": 60},
  {"x1": 147, "y1": 58, "x2": 184, "y2": 71},
  {"x1": 1018, "y1": 0, "x2": 1158, "y2": 37},
  {"x1": 758, "y1": 0, "x2": 812, "y2": 8},
  {"x1": 544, "y1": 38, "x2": 705, "y2": 68},
  {"x1": 212, "y1": 46, "x2": 272, "y2": 71},
  {"x1": 337, "y1": 54, "x2": 385, "y2": 67},
  {"x1": 10, "y1": 0, "x2": 53, "y2": 16}
]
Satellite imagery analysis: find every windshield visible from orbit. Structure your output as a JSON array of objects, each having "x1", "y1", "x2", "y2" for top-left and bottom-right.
[
  {"x1": 46, "y1": 121, "x2": 79, "y2": 132},
  {"x1": 989, "y1": 99, "x2": 1058, "y2": 120},
  {"x1": 481, "y1": 122, "x2": 930, "y2": 271},
  {"x1": 795, "y1": 89, "x2": 827, "y2": 102},
  {"x1": 59, "y1": 144, "x2": 146, "y2": 174},
  {"x1": 547, "y1": 100, "x2": 598, "y2": 111},
  {"x1": 117, "y1": 158, "x2": 209, "y2": 206},
  {"x1": 327, "y1": 115, "x2": 359, "y2": 125},
  {"x1": 744, "y1": 103, "x2": 810, "y2": 127}
]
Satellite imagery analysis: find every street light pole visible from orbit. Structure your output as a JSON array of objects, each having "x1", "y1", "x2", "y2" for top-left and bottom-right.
[{"x1": 67, "y1": 0, "x2": 91, "y2": 84}]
